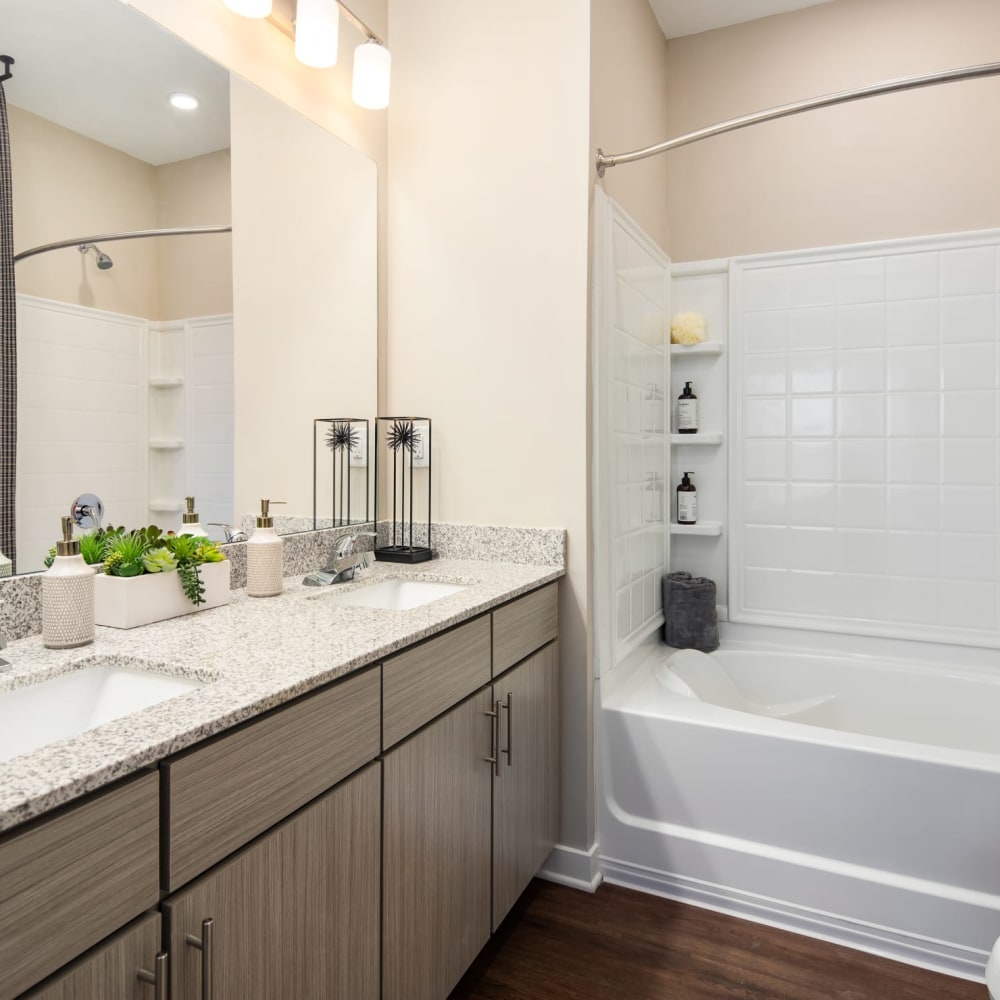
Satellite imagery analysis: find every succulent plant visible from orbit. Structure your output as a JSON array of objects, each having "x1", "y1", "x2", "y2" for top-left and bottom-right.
[{"x1": 142, "y1": 547, "x2": 178, "y2": 574}]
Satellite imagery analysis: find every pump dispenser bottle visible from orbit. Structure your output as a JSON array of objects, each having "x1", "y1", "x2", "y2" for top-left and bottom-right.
[
  {"x1": 677, "y1": 472, "x2": 698, "y2": 525},
  {"x1": 677, "y1": 382, "x2": 699, "y2": 434},
  {"x1": 247, "y1": 499, "x2": 286, "y2": 597},
  {"x1": 42, "y1": 516, "x2": 95, "y2": 649},
  {"x1": 180, "y1": 496, "x2": 209, "y2": 537}
]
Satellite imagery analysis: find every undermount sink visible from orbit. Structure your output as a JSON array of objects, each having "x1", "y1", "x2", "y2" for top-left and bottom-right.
[
  {"x1": 321, "y1": 578, "x2": 468, "y2": 611},
  {"x1": 0, "y1": 658, "x2": 206, "y2": 764}
]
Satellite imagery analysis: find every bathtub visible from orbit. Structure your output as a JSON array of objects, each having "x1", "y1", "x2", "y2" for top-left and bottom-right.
[{"x1": 597, "y1": 624, "x2": 1000, "y2": 982}]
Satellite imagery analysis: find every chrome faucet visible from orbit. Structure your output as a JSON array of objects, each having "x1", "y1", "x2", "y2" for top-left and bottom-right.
[
  {"x1": 208, "y1": 522, "x2": 249, "y2": 544},
  {"x1": 303, "y1": 532, "x2": 377, "y2": 586}
]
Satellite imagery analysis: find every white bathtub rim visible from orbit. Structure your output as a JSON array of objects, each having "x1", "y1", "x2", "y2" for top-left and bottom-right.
[{"x1": 601, "y1": 641, "x2": 1000, "y2": 775}]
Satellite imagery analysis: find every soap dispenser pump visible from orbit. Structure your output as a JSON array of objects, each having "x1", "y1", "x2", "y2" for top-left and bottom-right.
[
  {"x1": 42, "y1": 516, "x2": 95, "y2": 649},
  {"x1": 180, "y1": 496, "x2": 209, "y2": 537},
  {"x1": 247, "y1": 498, "x2": 286, "y2": 598}
]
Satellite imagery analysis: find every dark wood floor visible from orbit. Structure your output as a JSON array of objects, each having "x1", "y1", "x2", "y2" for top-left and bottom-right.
[{"x1": 449, "y1": 880, "x2": 985, "y2": 1000}]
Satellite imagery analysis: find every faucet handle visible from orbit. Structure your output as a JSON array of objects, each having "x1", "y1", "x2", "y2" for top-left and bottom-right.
[
  {"x1": 332, "y1": 531, "x2": 377, "y2": 558},
  {"x1": 208, "y1": 523, "x2": 248, "y2": 544}
]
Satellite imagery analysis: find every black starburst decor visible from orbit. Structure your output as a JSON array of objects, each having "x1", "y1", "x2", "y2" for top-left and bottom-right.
[
  {"x1": 375, "y1": 416, "x2": 433, "y2": 563},
  {"x1": 387, "y1": 420, "x2": 416, "y2": 454},
  {"x1": 326, "y1": 421, "x2": 360, "y2": 454},
  {"x1": 314, "y1": 418, "x2": 369, "y2": 529}
]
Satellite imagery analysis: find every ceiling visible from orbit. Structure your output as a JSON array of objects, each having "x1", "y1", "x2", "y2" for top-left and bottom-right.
[
  {"x1": 0, "y1": 0, "x2": 230, "y2": 165},
  {"x1": 649, "y1": 0, "x2": 834, "y2": 39}
]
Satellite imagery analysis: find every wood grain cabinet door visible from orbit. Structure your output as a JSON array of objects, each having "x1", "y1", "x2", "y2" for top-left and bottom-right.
[
  {"x1": 165, "y1": 762, "x2": 380, "y2": 1000},
  {"x1": 21, "y1": 913, "x2": 163, "y2": 1000},
  {"x1": 382, "y1": 689, "x2": 494, "y2": 1000},
  {"x1": 492, "y1": 641, "x2": 560, "y2": 930}
]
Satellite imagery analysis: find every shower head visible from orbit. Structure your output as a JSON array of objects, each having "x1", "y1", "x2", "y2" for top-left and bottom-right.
[{"x1": 78, "y1": 243, "x2": 114, "y2": 270}]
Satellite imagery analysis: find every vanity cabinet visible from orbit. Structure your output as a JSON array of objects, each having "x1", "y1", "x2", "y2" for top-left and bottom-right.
[
  {"x1": 9, "y1": 580, "x2": 559, "y2": 1000},
  {"x1": 383, "y1": 584, "x2": 560, "y2": 1000},
  {"x1": 383, "y1": 690, "x2": 494, "y2": 1000},
  {"x1": 21, "y1": 914, "x2": 164, "y2": 1000},
  {"x1": 0, "y1": 773, "x2": 160, "y2": 1000},
  {"x1": 164, "y1": 762, "x2": 380, "y2": 1000},
  {"x1": 491, "y1": 640, "x2": 560, "y2": 930}
]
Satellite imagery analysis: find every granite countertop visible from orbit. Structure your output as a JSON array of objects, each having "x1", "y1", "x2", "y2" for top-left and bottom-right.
[{"x1": 0, "y1": 558, "x2": 563, "y2": 833}]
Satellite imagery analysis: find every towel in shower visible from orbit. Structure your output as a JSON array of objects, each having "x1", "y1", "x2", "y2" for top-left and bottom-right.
[{"x1": 662, "y1": 571, "x2": 719, "y2": 652}]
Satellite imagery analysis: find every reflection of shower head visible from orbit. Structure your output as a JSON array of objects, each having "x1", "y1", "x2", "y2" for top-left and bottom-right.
[{"x1": 78, "y1": 243, "x2": 114, "y2": 270}]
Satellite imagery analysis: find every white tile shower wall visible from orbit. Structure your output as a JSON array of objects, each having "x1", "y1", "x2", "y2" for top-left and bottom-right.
[
  {"x1": 606, "y1": 207, "x2": 670, "y2": 656},
  {"x1": 15, "y1": 296, "x2": 148, "y2": 571},
  {"x1": 731, "y1": 230, "x2": 1000, "y2": 647}
]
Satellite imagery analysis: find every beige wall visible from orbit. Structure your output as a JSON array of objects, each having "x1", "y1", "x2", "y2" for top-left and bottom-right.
[
  {"x1": 590, "y1": 0, "x2": 671, "y2": 249},
  {"x1": 386, "y1": 0, "x2": 593, "y2": 852},
  {"x1": 157, "y1": 150, "x2": 233, "y2": 320},
  {"x1": 665, "y1": 0, "x2": 1000, "y2": 261},
  {"x1": 11, "y1": 105, "x2": 159, "y2": 318}
]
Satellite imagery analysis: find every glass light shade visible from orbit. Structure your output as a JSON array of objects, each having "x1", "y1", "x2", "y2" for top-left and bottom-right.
[
  {"x1": 223, "y1": 0, "x2": 272, "y2": 17},
  {"x1": 352, "y1": 41, "x2": 391, "y2": 109},
  {"x1": 295, "y1": 0, "x2": 340, "y2": 68}
]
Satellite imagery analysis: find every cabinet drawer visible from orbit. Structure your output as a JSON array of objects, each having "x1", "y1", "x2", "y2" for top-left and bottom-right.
[
  {"x1": 383, "y1": 616, "x2": 492, "y2": 749},
  {"x1": 492, "y1": 583, "x2": 558, "y2": 676},
  {"x1": 0, "y1": 773, "x2": 159, "y2": 1000},
  {"x1": 164, "y1": 666, "x2": 380, "y2": 890}
]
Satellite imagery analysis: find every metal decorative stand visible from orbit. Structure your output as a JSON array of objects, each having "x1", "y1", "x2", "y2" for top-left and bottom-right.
[
  {"x1": 374, "y1": 416, "x2": 432, "y2": 563},
  {"x1": 314, "y1": 418, "x2": 369, "y2": 529}
]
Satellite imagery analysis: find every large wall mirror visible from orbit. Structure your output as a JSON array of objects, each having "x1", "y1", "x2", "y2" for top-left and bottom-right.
[{"x1": 2, "y1": 0, "x2": 377, "y2": 575}]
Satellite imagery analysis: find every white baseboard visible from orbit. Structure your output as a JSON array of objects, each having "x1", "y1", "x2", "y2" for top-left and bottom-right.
[
  {"x1": 537, "y1": 842, "x2": 603, "y2": 893},
  {"x1": 600, "y1": 855, "x2": 988, "y2": 984}
]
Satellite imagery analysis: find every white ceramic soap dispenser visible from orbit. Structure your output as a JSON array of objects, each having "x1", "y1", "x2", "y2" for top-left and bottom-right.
[
  {"x1": 42, "y1": 516, "x2": 95, "y2": 649},
  {"x1": 180, "y1": 496, "x2": 209, "y2": 537},
  {"x1": 247, "y1": 498, "x2": 286, "y2": 598}
]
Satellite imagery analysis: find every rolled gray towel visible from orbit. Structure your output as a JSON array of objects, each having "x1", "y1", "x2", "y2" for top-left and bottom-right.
[{"x1": 663, "y1": 572, "x2": 719, "y2": 652}]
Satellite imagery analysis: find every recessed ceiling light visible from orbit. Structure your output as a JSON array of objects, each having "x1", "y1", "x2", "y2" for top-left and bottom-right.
[{"x1": 169, "y1": 93, "x2": 199, "y2": 111}]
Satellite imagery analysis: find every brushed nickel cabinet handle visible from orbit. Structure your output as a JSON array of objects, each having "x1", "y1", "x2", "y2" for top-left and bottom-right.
[
  {"x1": 186, "y1": 917, "x2": 215, "y2": 1000},
  {"x1": 483, "y1": 702, "x2": 501, "y2": 776},
  {"x1": 137, "y1": 951, "x2": 168, "y2": 1000},
  {"x1": 502, "y1": 692, "x2": 513, "y2": 767}
]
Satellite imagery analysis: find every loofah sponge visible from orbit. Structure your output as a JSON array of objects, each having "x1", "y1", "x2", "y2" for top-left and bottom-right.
[{"x1": 670, "y1": 311, "x2": 706, "y2": 345}]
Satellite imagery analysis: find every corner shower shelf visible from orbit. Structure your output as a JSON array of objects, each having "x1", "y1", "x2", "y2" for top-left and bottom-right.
[
  {"x1": 149, "y1": 439, "x2": 185, "y2": 451},
  {"x1": 670, "y1": 520, "x2": 723, "y2": 537},
  {"x1": 670, "y1": 342, "x2": 725, "y2": 356},
  {"x1": 148, "y1": 377, "x2": 184, "y2": 388},
  {"x1": 670, "y1": 432, "x2": 723, "y2": 446}
]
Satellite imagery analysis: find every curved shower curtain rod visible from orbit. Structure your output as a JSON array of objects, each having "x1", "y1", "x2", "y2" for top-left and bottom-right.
[
  {"x1": 596, "y1": 61, "x2": 1000, "y2": 176},
  {"x1": 13, "y1": 225, "x2": 232, "y2": 263}
]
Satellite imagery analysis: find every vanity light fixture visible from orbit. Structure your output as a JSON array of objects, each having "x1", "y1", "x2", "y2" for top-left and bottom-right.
[
  {"x1": 221, "y1": 0, "x2": 390, "y2": 108},
  {"x1": 223, "y1": 0, "x2": 272, "y2": 16},
  {"x1": 352, "y1": 39, "x2": 390, "y2": 109},
  {"x1": 169, "y1": 93, "x2": 200, "y2": 110},
  {"x1": 295, "y1": 0, "x2": 339, "y2": 68}
]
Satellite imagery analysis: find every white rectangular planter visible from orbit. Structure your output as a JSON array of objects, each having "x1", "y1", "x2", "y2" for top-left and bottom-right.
[{"x1": 94, "y1": 561, "x2": 231, "y2": 629}]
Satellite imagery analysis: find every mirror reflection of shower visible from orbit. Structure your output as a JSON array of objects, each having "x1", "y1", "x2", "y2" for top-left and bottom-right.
[{"x1": 78, "y1": 243, "x2": 114, "y2": 270}]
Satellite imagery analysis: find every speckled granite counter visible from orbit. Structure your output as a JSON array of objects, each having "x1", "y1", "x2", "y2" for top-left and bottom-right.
[{"x1": 0, "y1": 557, "x2": 563, "y2": 833}]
